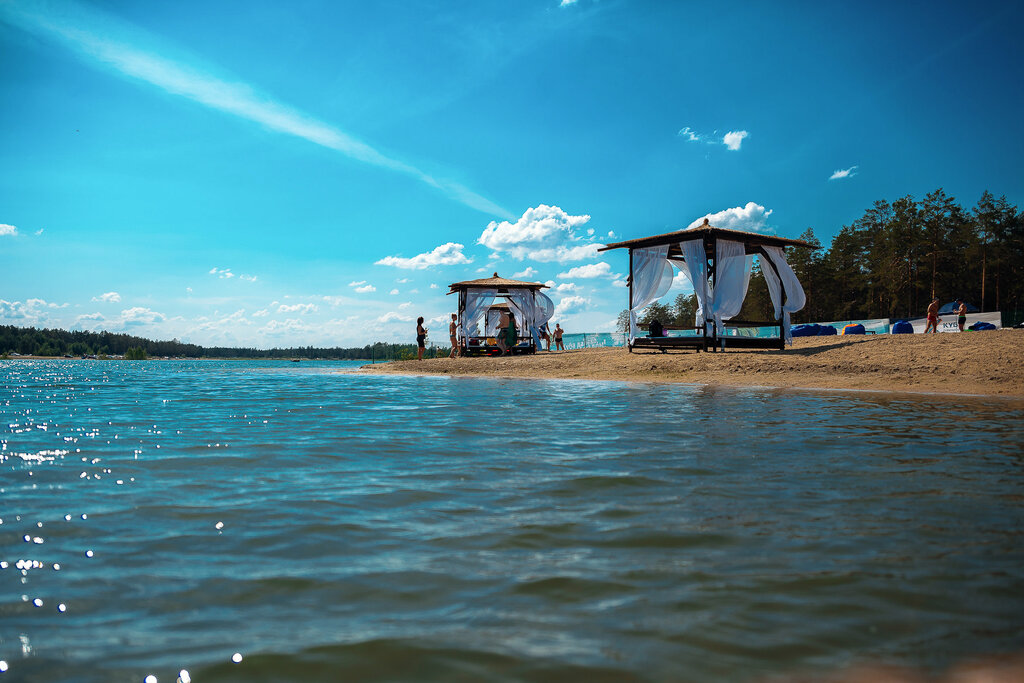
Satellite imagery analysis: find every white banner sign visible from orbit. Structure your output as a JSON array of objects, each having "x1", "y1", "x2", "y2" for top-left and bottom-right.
[{"x1": 909, "y1": 311, "x2": 1001, "y2": 334}]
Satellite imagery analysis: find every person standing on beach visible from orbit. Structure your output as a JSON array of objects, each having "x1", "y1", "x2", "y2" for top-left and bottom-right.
[
  {"x1": 448, "y1": 313, "x2": 460, "y2": 358},
  {"x1": 956, "y1": 300, "x2": 968, "y2": 332},
  {"x1": 925, "y1": 298, "x2": 940, "y2": 333},
  {"x1": 416, "y1": 317, "x2": 428, "y2": 360},
  {"x1": 554, "y1": 323, "x2": 564, "y2": 351}
]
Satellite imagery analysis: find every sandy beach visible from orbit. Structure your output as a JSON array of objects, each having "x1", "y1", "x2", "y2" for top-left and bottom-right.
[{"x1": 362, "y1": 329, "x2": 1024, "y2": 398}]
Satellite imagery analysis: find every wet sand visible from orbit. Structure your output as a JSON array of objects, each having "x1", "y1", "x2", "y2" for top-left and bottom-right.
[{"x1": 362, "y1": 329, "x2": 1024, "y2": 398}]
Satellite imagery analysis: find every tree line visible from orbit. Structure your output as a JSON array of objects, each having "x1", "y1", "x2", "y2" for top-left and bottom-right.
[
  {"x1": 0, "y1": 325, "x2": 445, "y2": 360},
  {"x1": 621, "y1": 188, "x2": 1023, "y2": 330}
]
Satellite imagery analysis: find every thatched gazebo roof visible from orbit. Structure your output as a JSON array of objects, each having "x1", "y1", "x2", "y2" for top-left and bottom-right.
[
  {"x1": 599, "y1": 218, "x2": 814, "y2": 259},
  {"x1": 447, "y1": 272, "x2": 549, "y2": 294}
]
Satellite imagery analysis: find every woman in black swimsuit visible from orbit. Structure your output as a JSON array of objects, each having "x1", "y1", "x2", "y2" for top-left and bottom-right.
[{"x1": 416, "y1": 317, "x2": 427, "y2": 360}]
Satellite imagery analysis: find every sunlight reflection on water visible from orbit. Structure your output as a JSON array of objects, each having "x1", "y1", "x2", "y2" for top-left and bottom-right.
[{"x1": 1, "y1": 359, "x2": 1023, "y2": 681}]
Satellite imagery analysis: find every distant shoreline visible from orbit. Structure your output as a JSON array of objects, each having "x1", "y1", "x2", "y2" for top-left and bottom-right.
[{"x1": 359, "y1": 330, "x2": 1024, "y2": 399}]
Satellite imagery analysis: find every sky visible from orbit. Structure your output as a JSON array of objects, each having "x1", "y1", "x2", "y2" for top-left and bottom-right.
[{"x1": 2, "y1": 0, "x2": 1022, "y2": 348}]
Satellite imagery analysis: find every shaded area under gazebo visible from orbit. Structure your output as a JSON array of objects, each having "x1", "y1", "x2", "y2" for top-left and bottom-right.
[
  {"x1": 599, "y1": 219, "x2": 813, "y2": 352},
  {"x1": 448, "y1": 273, "x2": 554, "y2": 356}
]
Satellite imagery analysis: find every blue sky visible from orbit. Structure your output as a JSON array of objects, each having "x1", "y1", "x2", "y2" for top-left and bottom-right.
[{"x1": 2, "y1": 0, "x2": 1022, "y2": 348}]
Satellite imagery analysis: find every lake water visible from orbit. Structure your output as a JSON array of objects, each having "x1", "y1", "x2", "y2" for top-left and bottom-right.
[{"x1": 2, "y1": 359, "x2": 1023, "y2": 682}]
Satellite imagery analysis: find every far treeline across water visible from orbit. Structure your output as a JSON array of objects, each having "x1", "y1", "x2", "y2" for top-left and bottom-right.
[
  {"x1": 0, "y1": 326, "x2": 447, "y2": 361},
  {"x1": 621, "y1": 188, "x2": 1024, "y2": 331}
]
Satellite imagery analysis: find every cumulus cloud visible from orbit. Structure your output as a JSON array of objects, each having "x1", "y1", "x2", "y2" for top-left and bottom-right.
[
  {"x1": 829, "y1": 165, "x2": 858, "y2": 180},
  {"x1": 389, "y1": 288, "x2": 399, "y2": 295},
  {"x1": 92, "y1": 291, "x2": 121, "y2": 303},
  {"x1": 277, "y1": 303, "x2": 318, "y2": 314},
  {"x1": 687, "y1": 202, "x2": 773, "y2": 233},
  {"x1": 209, "y1": 267, "x2": 234, "y2": 279},
  {"x1": 557, "y1": 262, "x2": 614, "y2": 279},
  {"x1": 1, "y1": 223, "x2": 17, "y2": 236},
  {"x1": 555, "y1": 282, "x2": 579, "y2": 293},
  {"x1": 354, "y1": 284, "x2": 376, "y2": 294},
  {"x1": 0, "y1": 298, "x2": 68, "y2": 326},
  {"x1": 253, "y1": 309, "x2": 269, "y2": 317},
  {"x1": 429, "y1": 283, "x2": 439, "y2": 289},
  {"x1": 478, "y1": 205, "x2": 599, "y2": 263},
  {"x1": 553, "y1": 295, "x2": 590, "y2": 318},
  {"x1": 513, "y1": 266, "x2": 538, "y2": 279},
  {"x1": 377, "y1": 311, "x2": 413, "y2": 323},
  {"x1": 723, "y1": 130, "x2": 749, "y2": 151},
  {"x1": 121, "y1": 306, "x2": 166, "y2": 325},
  {"x1": 375, "y1": 242, "x2": 471, "y2": 270}
]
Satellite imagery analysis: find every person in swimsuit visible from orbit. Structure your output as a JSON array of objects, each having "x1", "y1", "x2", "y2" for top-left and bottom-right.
[
  {"x1": 554, "y1": 323, "x2": 564, "y2": 351},
  {"x1": 448, "y1": 313, "x2": 460, "y2": 358},
  {"x1": 956, "y1": 300, "x2": 967, "y2": 332},
  {"x1": 925, "y1": 298, "x2": 940, "y2": 334},
  {"x1": 416, "y1": 317, "x2": 427, "y2": 360}
]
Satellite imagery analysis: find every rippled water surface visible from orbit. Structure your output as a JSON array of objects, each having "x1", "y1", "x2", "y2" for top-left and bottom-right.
[{"x1": 2, "y1": 359, "x2": 1023, "y2": 682}]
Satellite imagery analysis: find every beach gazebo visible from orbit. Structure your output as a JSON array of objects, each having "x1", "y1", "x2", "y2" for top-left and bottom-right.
[
  {"x1": 599, "y1": 219, "x2": 812, "y2": 352},
  {"x1": 448, "y1": 273, "x2": 554, "y2": 355}
]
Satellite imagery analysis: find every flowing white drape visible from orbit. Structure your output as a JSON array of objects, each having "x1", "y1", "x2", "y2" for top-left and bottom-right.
[
  {"x1": 675, "y1": 239, "x2": 709, "y2": 329},
  {"x1": 760, "y1": 246, "x2": 806, "y2": 343},
  {"x1": 710, "y1": 240, "x2": 752, "y2": 334},
  {"x1": 462, "y1": 289, "x2": 496, "y2": 340},
  {"x1": 534, "y1": 291, "x2": 555, "y2": 347},
  {"x1": 484, "y1": 308, "x2": 503, "y2": 336},
  {"x1": 505, "y1": 288, "x2": 543, "y2": 346},
  {"x1": 629, "y1": 245, "x2": 674, "y2": 343}
]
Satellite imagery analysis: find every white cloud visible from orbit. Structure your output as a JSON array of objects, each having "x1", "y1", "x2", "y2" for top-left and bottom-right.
[
  {"x1": 186, "y1": 287, "x2": 193, "y2": 295},
  {"x1": 239, "y1": 274, "x2": 257, "y2": 282},
  {"x1": 723, "y1": 130, "x2": 749, "y2": 151},
  {"x1": 348, "y1": 280, "x2": 366, "y2": 287},
  {"x1": 377, "y1": 311, "x2": 413, "y2": 323},
  {"x1": 677, "y1": 126, "x2": 702, "y2": 142},
  {"x1": 398, "y1": 302, "x2": 413, "y2": 309},
  {"x1": 277, "y1": 303, "x2": 318, "y2": 314},
  {"x1": 558, "y1": 262, "x2": 613, "y2": 279},
  {"x1": 0, "y1": 223, "x2": 18, "y2": 236},
  {"x1": 121, "y1": 306, "x2": 165, "y2": 325},
  {"x1": 375, "y1": 242, "x2": 471, "y2": 270},
  {"x1": 687, "y1": 202, "x2": 773, "y2": 233},
  {"x1": 478, "y1": 205, "x2": 599, "y2": 263},
  {"x1": 678, "y1": 126, "x2": 749, "y2": 151},
  {"x1": 209, "y1": 267, "x2": 234, "y2": 279},
  {"x1": 512, "y1": 266, "x2": 538, "y2": 279},
  {"x1": 429, "y1": 283, "x2": 439, "y2": 289},
  {"x1": 612, "y1": 278, "x2": 628, "y2": 288},
  {"x1": 555, "y1": 282, "x2": 579, "y2": 293},
  {"x1": 2, "y1": 1, "x2": 511, "y2": 218},
  {"x1": 354, "y1": 284, "x2": 376, "y2": 294},
  {"x1": 553, "y1": 295, "x2": 590, "y2": 318},
  {"x1": 396, "y1": 278, "x2": 410, "y2": 283},
  {"x1": 829, "y1": 165, "x2": 858, "y2": 180},
  {"x1": 560, "y1": 0, "x2": 579, "y2": 6},
  {"x1": 34, "y1": 228, "x2": 43, "y2": 236},
  {"x1": 91, "y1": 291, "x2": 121, "y2": 303},
  {"x1": 253, "y1": 309, "x2": 269, "y2": 317},
  {"x1": 389, "y1": 288, "x2": 399, "y2": 295}
]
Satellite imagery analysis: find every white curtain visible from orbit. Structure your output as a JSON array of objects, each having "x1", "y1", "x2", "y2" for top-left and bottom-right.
[
  {"x1": 462, "y1": 289, "x2": 496, "y2": 339},
  {"x1": 534, "y1": 291, "x2": 555, "y2": 346},
  {"x1": 484, "y1": 308, "x2": 503, "y2": 336},
  {"x1": 505, "y1": 288, "x2": 537, "y2": 346},
  {"x1": 760, "y1": 246, "x2": 806, "y2": 343},
  {"x1": 629, "y1": 245, "x2": 674, "y2": 343},
  {"x1": 710, "y1": 240, "x2": 752, "y2": 334},
  {"x1": 675, "y1": 239, "x2": 709, "y2": 329}
]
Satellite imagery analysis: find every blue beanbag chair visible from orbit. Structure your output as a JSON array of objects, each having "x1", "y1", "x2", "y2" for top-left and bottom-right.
[
  {"x1": 891, "y1": 320, "x2": 914, "y2": 334},
  {"x1": 968, "y1": 321, "x2": 996, "y2": 331},
  {"x1": 791, "y1": 323, "x2": 821, "y2": 337},
  {"x1": 842, "y1": 323, "x2": 865, "y2": 335},
  {"x1": 818, "y1": 325, "x2": 837, "y2": 335}
]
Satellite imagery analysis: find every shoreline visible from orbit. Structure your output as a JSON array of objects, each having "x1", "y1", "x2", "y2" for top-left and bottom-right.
[{"x1": 358, "y1": 330, "x2": 1024, "y2": 399}]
